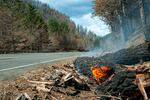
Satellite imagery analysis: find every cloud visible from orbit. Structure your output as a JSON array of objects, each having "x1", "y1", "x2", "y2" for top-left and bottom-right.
[
  {"x1": 38, "y1": 0, "x2": 92, "y2": 17},
  {"x1": 38, "y1": 0, "x2": 110, "y2": 36},
  {"x1": 42, "y1": 0, "x2": 90, "y2": 7},
  {"x1": 71, "y1": 13, "x2": 110, "y2": 36}
]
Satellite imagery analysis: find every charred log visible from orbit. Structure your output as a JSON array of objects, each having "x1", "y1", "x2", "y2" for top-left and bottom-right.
[
  {"x1": 101, "y1": 42, "x2": 150, "y2": 65},
  {"x1": 96, "y1": 70, "x2": 138, "y2": 99}
]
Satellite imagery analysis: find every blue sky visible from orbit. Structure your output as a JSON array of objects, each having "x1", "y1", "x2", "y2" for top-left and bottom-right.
[{"x1": 38, "y1": 0, "x2": 110, "y2": 36}]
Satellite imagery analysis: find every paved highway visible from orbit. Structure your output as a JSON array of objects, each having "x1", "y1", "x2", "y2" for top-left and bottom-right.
[{"x1": 0, "y1": 52, "x2": 85, "y2": 80}]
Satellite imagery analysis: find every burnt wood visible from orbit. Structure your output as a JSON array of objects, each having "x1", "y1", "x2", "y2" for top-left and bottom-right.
[{"x1": 101, "y1": 42, "x2": 150, "y2": 65}]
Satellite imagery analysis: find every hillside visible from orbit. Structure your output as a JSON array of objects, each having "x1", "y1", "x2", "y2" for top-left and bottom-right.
[{"x1": 0, "y1": 0, "x2": 101, "y2": 53}]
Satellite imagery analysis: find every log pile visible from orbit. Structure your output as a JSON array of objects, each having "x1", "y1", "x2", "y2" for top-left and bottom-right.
[
  {"x1": 96, "y1": 64, "x2": 150, "y2": 100},
  {"x1": 101, "y1": 42, "x2": 150, "y2": 65},
  {"x1": 74, "y1": 57, "x2": 124, "y2": 77},
  {"x1": 0, "y1": 63, "x2": 96, "y2": 100},
  {"x1": 26, "y1": 68, "x2": 90, "y2": 95},
  {"x1": 74, "y1": 57, "x2": 150, "y2": 99}
]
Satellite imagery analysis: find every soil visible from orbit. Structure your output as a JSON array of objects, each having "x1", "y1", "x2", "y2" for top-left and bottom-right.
[
  {"x1": 0, "y1": 58, "x2": 150, "y2": 100},
  {"x1": 0, "y1": 59, "x2": 97, "y2": 100}
]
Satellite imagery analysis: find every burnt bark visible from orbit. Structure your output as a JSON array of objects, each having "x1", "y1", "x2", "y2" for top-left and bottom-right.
[{"x1": 101, "y1": 42, "x2": 150, "y2": 65}]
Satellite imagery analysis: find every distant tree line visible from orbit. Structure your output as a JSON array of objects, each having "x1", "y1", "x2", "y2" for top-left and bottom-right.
[{"x1": 0, "y1": 0, "x2": 101, "y2": 53}]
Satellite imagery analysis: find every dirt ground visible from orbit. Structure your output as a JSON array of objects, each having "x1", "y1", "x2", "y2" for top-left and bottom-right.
[
  {"x1": 0, "y1": 59, "x2": 97, "y2": 100},
  {"x1": 1, "y1": 57, "x2": 150, "y2": 100}
]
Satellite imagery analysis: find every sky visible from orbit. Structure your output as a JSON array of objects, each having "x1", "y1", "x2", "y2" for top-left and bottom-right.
[{"x1": 38, "y1": 0, "x2": 110, "y2": 36}]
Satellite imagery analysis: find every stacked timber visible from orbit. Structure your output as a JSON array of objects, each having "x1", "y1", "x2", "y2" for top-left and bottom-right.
[{"x1": 101, "y1": 42, "x2": 150, "y2": 65}]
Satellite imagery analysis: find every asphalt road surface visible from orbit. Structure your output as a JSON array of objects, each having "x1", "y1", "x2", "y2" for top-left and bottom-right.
[{"x1": 0, "y1": 52, "x2": 85, "y2": 80}]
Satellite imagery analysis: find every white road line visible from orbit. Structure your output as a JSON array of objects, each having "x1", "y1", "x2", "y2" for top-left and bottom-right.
[
  {"x1": 0, "y1": 56, "x2": 77, "y2": 72},
  {"x1": 0, "y1": 57, "x2": 15, "y2": 59}
]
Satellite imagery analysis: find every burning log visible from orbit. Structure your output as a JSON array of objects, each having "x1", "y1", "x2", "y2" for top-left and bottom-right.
[
  {"x1": 73, "y1": 57, "x2": 121, "y2": 78},
  {"x1": 95, "y1": 64, "x2": 150, "y2": 100},
  {"x1": 96, "y1": 70, "x2": 140, "y2": 99}
]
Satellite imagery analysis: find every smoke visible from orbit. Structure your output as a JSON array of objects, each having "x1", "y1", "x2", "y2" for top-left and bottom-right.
[{"x1": 96, "y1": 0, "x2": 150, "y2": 56}]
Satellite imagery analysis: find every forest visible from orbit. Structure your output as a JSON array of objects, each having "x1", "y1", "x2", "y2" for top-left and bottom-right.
[
  {"x1": 0, "y1": 0, "x2": 101, "y2": 53},
  {"x1": 93, "y1": 0, "x2": 150, "y2": 51}
]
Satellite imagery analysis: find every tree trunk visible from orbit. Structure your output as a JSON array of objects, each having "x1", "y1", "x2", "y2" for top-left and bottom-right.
[{"x1": 139, "y1": 0, "x2": 146, "y2": 27}]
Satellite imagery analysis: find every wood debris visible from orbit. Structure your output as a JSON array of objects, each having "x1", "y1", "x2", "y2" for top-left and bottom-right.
[
  {"x1": 16, "y1": 93, "x2": 31, "y2": 100},
  {"x1": 1, "y1": 59, "x2": 150, "y2": 100}
]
